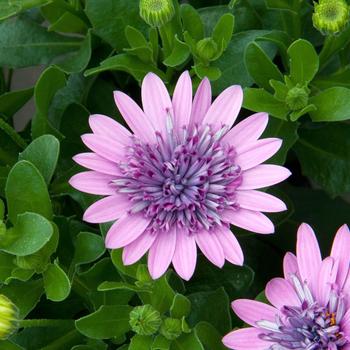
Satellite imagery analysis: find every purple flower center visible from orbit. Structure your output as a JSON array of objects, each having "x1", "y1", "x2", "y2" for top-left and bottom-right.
[
  {"x1": 258, "y1": 276, "x2": 348, "y2": 350},
  {"x1": 113, "y1": 118, "x2": 242, "y2": 233}
]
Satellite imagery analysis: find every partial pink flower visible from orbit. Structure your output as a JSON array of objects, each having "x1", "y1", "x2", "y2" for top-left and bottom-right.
[
  {"x1": 69, "y1": 71, "x2": 290, "y2": 280},
  {"x1": 223, "y1": 223, "x2": 350, "y2": 350}
]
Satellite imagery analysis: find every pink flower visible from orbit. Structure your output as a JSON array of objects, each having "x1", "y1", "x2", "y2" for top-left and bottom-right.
[
  {"x1": 69, "y1": 71, "x2": 290, "y2": 280},
  {"x1": 223, "y1": 223, "x2": 350, "y2": 350}
]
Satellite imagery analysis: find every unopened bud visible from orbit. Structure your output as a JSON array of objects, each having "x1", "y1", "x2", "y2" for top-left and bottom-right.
[
  {"x1": 196, "y1": 37, "x2": 218, "y2": 61},
  {"x1": 285, "y1": 85, "x2": 309, "y2": 111},
  {"x1": 160, "y1": 317, "x2": 182, "y2": 340},
  {"x1": 0, "y1": 295, "x2": 18, "y2": 340},
  {"x1": 139, "y1": 0, "x2": 175, "y2": 27},
  {"x1": 129, "y1": 304, "x2": 161, "y2": 336}
]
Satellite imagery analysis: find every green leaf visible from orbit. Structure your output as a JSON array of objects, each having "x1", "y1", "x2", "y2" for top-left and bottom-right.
[
  {"x1": 265, "y1": 0, "x2": 296, "y2": 10},
  {"x1": 180, "y1": 4, "x2": 204, "y2": 40},
  {"x1": 0, "y1": 18, "x2": 81, "y2": 68},
  {"x1": 43, "y1": 259, "x2": 71, "y2": 301},
  {"x1": 195, "y1": 322, "x2": 226, "y2": 350},
  {"x1": 243, "y1": 88, "x2": 289, "y2": 120},
  {"x1": 73, "y1": 232, "x2": 105, "y2": 266},
  {"x1": 313, "y1": 68, "x2": 350, "y2": 89},
  {"x1": 5, "y1": 160, "x2": 52, "y2": 223},
  {"x1": 287, "y1": 39, "x2": 319, "y2": 84},
  {"x1": 0, "y1": 87, "x2": 33, "y2": 119},
  {"x1": 125, "y1": 26, "x2": 148, "y2": 48},
  {"x1": 32, "y1": 66, "x2": 66, "y2": 139},
  {"x1": 170, "y1": 294, "x2": 191, "y2": 319},
  {"x1": 0, "y1": 340, "x2": 23, "y2": 349},
  {"x1": 309, "y1": 87, "x2": 350, "y2": 122},
  {"x1": 19, "y1": 135, "x2": 60, "y2": 184},
  {"x1": 98, "y1": 281, "x2": 150, "y2": 293},
  {"x1": 194, "y1": 64, "x2": 221, "y2": 80},
  {"x1": 111, "y1": 249, "x2": 138, "y2": 278},
  {"x1": 129, "y1": 335, "x2": 153, "y2": 350},
  {"x1": 171, "y1": 332, "x2": 204, "y2": 350},
  {"x1": 212, "y1": 13, "x2": 235, "y2": 49},
  {"x1": 152, "y1": 335, "x2": 171, "y2": 350},
  {"x1": 289, "y1": 104, "x2": 316, "y2": 122},
  {"x1": 0, "y1": 251, "x2": 16, "y2": 283},
  {"x1": 75, "y1": 305, "x2": 132, "y2": 339},
  {"x1": 0, "y1": 0, "x2": 52, "y2": 20},
  {"x1": 245, "y1": 42, "x2": 283, "y2": 92},
  {"x1": 163, "y1": 37, "x2": 190, "y2": 67},
  {"x1": 1, "y1": 212, "x2": 53, "y2": 256}
]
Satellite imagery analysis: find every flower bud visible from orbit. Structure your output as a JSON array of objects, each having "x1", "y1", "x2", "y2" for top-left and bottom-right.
[
  {"x1": 196, "y1": 37, "x2": 218, "y2": 62},
  {"x1": 285, "y1": 85, "x2": 309, "y2": 111},
  {"x1": 129, "y1": 304, "x2": 161, "y2": 336},
  {"x1": 0, "y1": 295, "x2": 18, "y2": 340},
  {"x1": 160, "y1": 317, "x2": 182, "y2": 340},
  {"x1": 313, "y1": 0, "x2": 350, "y2": 35},
  {"x1": 139, "y1": 0, "x2": 175, "y2": 27}
]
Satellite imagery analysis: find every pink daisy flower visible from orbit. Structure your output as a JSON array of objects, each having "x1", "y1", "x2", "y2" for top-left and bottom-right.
[
  {"x1": 223, "y1": 223, "x2": 350, "y2": 350},
  {"x1": 69, "y1": 71, "x2": 290, "y2": 280}
]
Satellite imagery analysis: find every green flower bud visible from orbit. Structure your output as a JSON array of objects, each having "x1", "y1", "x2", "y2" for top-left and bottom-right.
[
  {"x1": 313, "y1": 0, "x2": 350, "y2": 35},
  {"x1": 139, "y1": 0, "x2": 175, "y2": 27},
  {"x1": 160, "y1": 317, "x2": 182, "y2": 340},
  {"x1": 0, "y1": 295, "x2": 18, "y2": 340},
  {"x1": 285, "y1": 85, "x2": 309, "y2": 111},
  {"x1": 196, "y1": 37, "x2": 218, "y2": 62},
  {"x1": 129, "y1": 305, "x2": 161, "y2": 336}
]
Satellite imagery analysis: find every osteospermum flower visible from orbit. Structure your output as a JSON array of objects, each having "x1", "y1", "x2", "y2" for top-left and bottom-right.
[
  {"x1": 223, "y1": 223, "x2": 350, "y2": 350},
  {"x1": 69, "y1": 71, "x2": 290, "y2": 280}
]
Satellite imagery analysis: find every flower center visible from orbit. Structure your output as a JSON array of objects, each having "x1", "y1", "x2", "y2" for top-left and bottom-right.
[
  {"x1": 113, "y1": 119, "x2": 242, "y2": 233},
  {"x1": 257, "y1": 276, "x2": 348, "y2": 350}
]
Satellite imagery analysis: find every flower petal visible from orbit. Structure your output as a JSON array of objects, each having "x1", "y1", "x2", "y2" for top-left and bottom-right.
[
  {"x1": 296, "y1": 223, "x2": 322, "y2": 295},
  {"x1": 114, "y1": 91, "x2": 155, "y2": 143},
  {"x1": 172, "y1": 229, "x2": 197, "y2": 281},
  {"x1": 122, "y1": 230, "x2": 157, "y2": 265},
  {"x1": 83, "y1": 194, "x2": 132, "y2": 223},
  {"x1": 73, "y1": 153, "x2": 121, "y2": 176},
  {"x1": 222, "y1": 209, "x2": 274, "y2": 234},
  {"x1": 222, "y1": 328, "x2": 268, "y2": 350},
  {"x1": 331, "y1": 224, "x2": 350, "y2": 288},
  {"x1": 141, "y1": 72, "x2": 172, "y2": 135},
  {"x1": 223, "y1": 112, "x2": 268, "y2": 147},
  {"x1": 215, "y1": 225, "x2": 243, "y2": 265},
  {"x1": 203, "y1": 85, "x2": 243, "y2": 130},
  {"x1": 69, "y1": 171, "x2": 115, "y2": 195},
  {"x1": 283, "y1": 252, "x2": 299, "y2": 280},
  {"x1": 172, "y1": 71, "x2": 192, "y2": 129},
  {"x1": 317, "y1": 257, "x2": 338, "y2": 306},
  {"x1": 195, "y1": 230, "x2": 225, "y2": 268},
  {"x1": 265, "y1": 277, "x2": 300, "y2": 310},
  {"x1": 236, "y1": 190, "x2": 287, "y2": 213},
  {"x1": 239, "y1": 164, "x2": 291, "y2": 190},
  {"x1": 105, "y1": 213, "x2": 151, "y2": 249},
  {"x1": 190, "y1": 77, "x2": 211, "y2": 127},
  {"x1": 341, "y1": 309, "x2": 350, "y2": 335},
  {"x1": 235, "y1": 138, "x2": 282, "y2": 170},
  {"x1": 148, "y1": 227, "x2": 177, "y2": 279}
]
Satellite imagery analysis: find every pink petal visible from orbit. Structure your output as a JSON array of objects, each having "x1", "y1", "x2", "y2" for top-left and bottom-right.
[
  {"x1": 141, "y1": 72, "x2": 172, "y2": 135},
  {"x1": 239, "y1": 164, "x2": 291, "y2": 190},
  {"x1": 89, "y1": 114, "x2": 131, "y2": 145},
  {"x1": 222, "y1": 112, "x2": 268, "y2": 147},
  {"x1": 222, "y1": 209, "x2": 274, "y2": 234},
  {"x1": 105, "y1": 213, "x2": 151, "y2": 249},
  {"x1": 195, "y1": 230, "x2": 225, "y2": 268},
  {"x1": 296, "y1": 223, "x2": 322, "y2": 295},
  {"x1": 114, "y1": 91, "x2": 155, "y2": 143},
  {"x1": 341, "y1": 309, "x2": 350, "y2": 334},
  {"x1": 172, "y1": 71, "x2": 192, "y2": 129},
  {"x1": 222, "y1": 328, "x2": 268, "y2": 350},
  {"x1": 235, "y1": 138, "x2": 282, "y2": 170},
  {"x1": 73, "y1": 153, "x2": 121, "y2": 176},
  {"x1": 172, "y1": 229, "x2": 197, "y2": 281},
  {"x1": 236, "y1": 190, "x2": 287, "y2": 213},
  {"x1": 283, "y1": 252, "x2": 299, "y2": 279},
  {"x1": 265, "y1": 277, "x2": 300, "y2": 310},
  {"x1": 331, "y1": 224, "x2": 350, "y2": 288},
  {"x1": 215, "y1": 225, "x2": 244, "y2": 265},
  {"x1": 122, "y1": 230, "x2": 157, "y2": 265},
  {"x1": 83, "y1": 194, "x2": 132, "y2": 223},
  {"x1": 232, "y1": 299, "x2": 278, "y2": 326},
  {"x1": 203, "y1": 85, "x2": 243, "y2": 130},
  {"x1": 69, "y1": 171, "x2": 115, "y2": 195},
  {"x1": 317, "y1": 257, "x2": 338, "y2": 306},
  {"x1": 81, "y1": 134, "x2": 125, "y2": 162},
  {"x1": 148, "y1": 228, "x2": 176, "y2": 279},
  {"x1": 190, "y1": 77, "x2": 211, "y2": 127}
]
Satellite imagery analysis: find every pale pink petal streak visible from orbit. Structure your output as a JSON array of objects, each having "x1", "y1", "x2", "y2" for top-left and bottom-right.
[
  {"x1": 317, "y1": 257, "x2": 338, "y2": 306},
  {"x1": 190, "y1": 77, "x2": 211, "y2": 127},
  {"x1": 266, "y1": 277, "x2": 300, "y2": 310},
  {"x1": 215, "y1": 225, "x2": 243, "y2": 265},
  {"x1": 195, "y1": 230, "x2": 225, "y2": 267},
  {"x1": 283, "y1": 252, "x2": 299, "y2": 279},
  {"x1": 73, "y1": 153, "x2": 121, "y2": 176},
  {"x1": 222, "y1": 328, "x2": 269, "y2": 350},
  {"x1": 69, "y1": 171, "x2": 115, "y2": 195}
]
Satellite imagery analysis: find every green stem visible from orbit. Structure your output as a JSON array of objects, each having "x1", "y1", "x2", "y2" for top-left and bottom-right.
[
  {"x1": 19, "y1": 319, "x2": 74, "y2": 328},
  {"x1": 0, "y1": 118, "x2": 27, "y2": 149}
]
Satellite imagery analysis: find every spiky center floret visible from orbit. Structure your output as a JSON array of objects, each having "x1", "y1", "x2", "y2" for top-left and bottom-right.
[
  {"x1": 113, "y1": 117, "x2": 242, "y2": 234},
  {"x1": 258, "y1": 275, "x2": 348, "y2": 350}
]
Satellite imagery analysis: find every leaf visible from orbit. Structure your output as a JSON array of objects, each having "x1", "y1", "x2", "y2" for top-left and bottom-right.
[
  {"x1": 171, "y1": 332, "x2": 204, "y2": 350},
  {"x1": 73, "y1": 232, "x2": 105, "y2": 266},
  {"x1": 180, "y1": 4, "x2": 204, "y2": 40},
  {"x1": 287, "y1": 39, "x2": 319, "y2": 84},
  {"x1": 313, "y1": 68, "x2": 350, "y2": 89},
  {"x1": 0, "y1": 0, "x2": 51, "y2": 21},
  {"x1": 309, "y1": 87, "x2": 350, "y2": 122},
  {"x1": 111, "y1": 249, "x2": 138, "y2": 278},
  {"x1": 129, "y1": 335, "x2": 153, "y2": 350},
  {"x1": 212, "y1": 13, "x2": 235, "y2": 49},
  {"x1": 98, "y1": 281, "x2": 150, "y2": 293},
  {"x1": 5, "y1": 160, "x2": 52, "y2": 223},
  {"x1": 19, "y1": 135, "x2": 60, "y2": 184},
  {"x1": 0, "y1": 252, "x2": 16, "y2": 283},
  {"x1": 194, "y1": 64, "x2": 221, "y2": 80},
  {"x1": 163, "y1": 37, "x2": 190, "y2": 67},
  {"x1": 195, "y1": 322, "x2": 226, "y2": 350},
  {"x1": 0, "y1": 87, "x2": 33, "y2": 119},
  {"x1": 75, "y1": 305, "x2": 132, "y2": 339},
  {"x1": 243, "y1": 88, "x2": 289, "y2": 120},
  {"x1": 43, "y1": 260, "x2": 71, "y2": 301},
  {"x1": 1, "y1": 212, "x2": 53, "y2": 256},
  {"x1": 170, "y1": 294, "x2": 191, "y2": 319},
  {"x1": 32, "y1": 66, "x2": 66, "y2": 139},
  {"x1": 0, "y1": 18, "x2": 81, "y2": 68},
  {"x1": 245, "y1": 42, "x2": 283, "y2": 92},
  {"x1": 152, "y1": 335, "x2": 171, "y2": 350},
  {"x1": 294, "y1": 123, "x2": 350, "y2": 196}
]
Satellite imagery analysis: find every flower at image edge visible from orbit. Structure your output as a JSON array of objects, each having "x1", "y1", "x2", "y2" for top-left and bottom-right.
[
  {"x1": 223, "y1": 223, "x2": 350, "y2": 350},
  {"x1": 69, "y1": 71, "x2": 291, "y2": 280}
]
